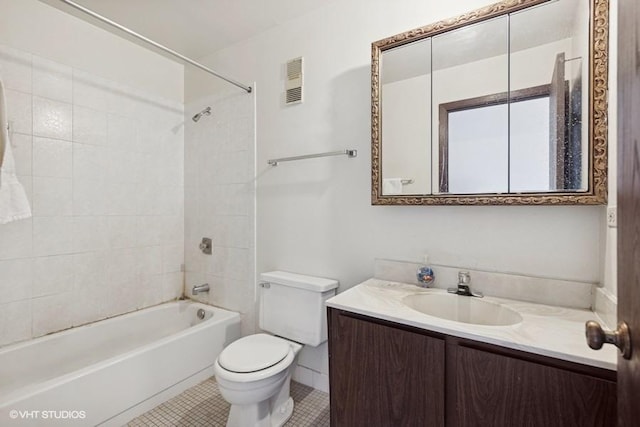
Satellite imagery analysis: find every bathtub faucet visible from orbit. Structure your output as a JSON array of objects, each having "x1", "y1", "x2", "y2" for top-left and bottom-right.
[{"x1": 192, "y1": 283, "x2": 210, "y2": 295}]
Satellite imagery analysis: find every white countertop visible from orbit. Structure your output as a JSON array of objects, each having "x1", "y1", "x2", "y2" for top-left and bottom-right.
[{"x1": 326, "y1": 279, "x2": 617, "y2": 371}]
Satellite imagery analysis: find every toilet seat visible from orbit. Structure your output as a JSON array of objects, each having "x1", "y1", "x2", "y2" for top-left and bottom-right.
[
  {"x1": 214, "y1": 334, "x2": 297, "y2": 384},
  {"x1": 218, "y1": 334, "x2": 290, "y2": 373}
]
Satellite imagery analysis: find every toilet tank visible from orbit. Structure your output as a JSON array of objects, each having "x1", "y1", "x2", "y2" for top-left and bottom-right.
[{"x1": 259, "y1": 271, "x2": 338, "y2": 347}]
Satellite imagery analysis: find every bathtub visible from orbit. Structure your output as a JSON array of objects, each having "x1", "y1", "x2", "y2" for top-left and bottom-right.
[{"x1": 0, "y1": 301, "x2": 241, "y2": 426}]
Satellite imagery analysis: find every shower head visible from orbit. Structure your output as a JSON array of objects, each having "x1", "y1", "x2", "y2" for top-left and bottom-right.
[{"x1": 192, "y1": 106, "x2": 212, "y2": 122}]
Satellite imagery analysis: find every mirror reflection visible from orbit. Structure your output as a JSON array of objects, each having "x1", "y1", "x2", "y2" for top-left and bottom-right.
[
  {"x1": 509, "y1": 0, "x2": 587, "y2": 193},
  {"x1": 381, "y1": 38, "x2": 431, "y2": 195},
  {"x1": 375, "y1": 0, "x2": 599, "y2": 203},
  {"x1": 433, "y1": 15, "x2": 509, "y2": 195}
]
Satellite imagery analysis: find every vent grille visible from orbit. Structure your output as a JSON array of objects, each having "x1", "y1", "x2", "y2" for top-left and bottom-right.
[
  {"x1": 287, "y1": 58, "x2": 302, "y2": 78},
  {"x1": 286, "y1": 87, "x2": 302, "y2": 104},
  {"x1": 285, "y1": 57, "x2": 303, "y2": 104}
]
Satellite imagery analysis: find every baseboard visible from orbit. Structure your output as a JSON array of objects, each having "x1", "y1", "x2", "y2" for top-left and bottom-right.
[{"x1": 292, "y1": 365, "x2": 329, "y2": 394}]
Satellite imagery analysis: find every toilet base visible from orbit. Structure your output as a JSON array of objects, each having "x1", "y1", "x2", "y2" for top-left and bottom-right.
[
  {"x1": 270, "y1": 397, "x2": 294, "y2": 427},
  {"x1": 215, "y1": 336, "x2": 303, "y2": 427},
  {"x1": 226, "y1": 397, "x2": 294, "y2": 427}
]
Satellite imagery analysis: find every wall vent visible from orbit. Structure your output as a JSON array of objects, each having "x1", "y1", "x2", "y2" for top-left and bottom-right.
[{"x1": 285, "y1": 57, "x2": 303, "y2": 104}]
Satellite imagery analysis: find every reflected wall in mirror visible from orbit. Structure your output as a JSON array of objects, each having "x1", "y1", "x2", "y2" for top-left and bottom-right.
[
  {"x1": 371, "y1": 0, "x2": 609, "y2": 205},
  {"x1": 381, "y1": 38, "x2": 432, "y2": 195}
]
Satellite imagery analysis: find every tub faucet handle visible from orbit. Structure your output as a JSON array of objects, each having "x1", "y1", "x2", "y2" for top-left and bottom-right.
[{"x1": 199, "y1": 238, "x2": 212, "y2": 255}]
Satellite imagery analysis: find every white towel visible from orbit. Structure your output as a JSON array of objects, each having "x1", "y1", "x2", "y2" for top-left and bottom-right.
[
  {"x1": 382, "y1": 178, "x2": 403, "y2": 195},
  {"x1": 0, "y1": 78, "x2": 32, "y2": 224}
]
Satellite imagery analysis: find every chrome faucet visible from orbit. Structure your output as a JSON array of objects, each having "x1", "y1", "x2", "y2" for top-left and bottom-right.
[
  {"x1": 447, "y1": 271, "x2": 483, "y2": 298},
  {"x1": 192, "y1": 283, "x2": 210, "y2": 295}
]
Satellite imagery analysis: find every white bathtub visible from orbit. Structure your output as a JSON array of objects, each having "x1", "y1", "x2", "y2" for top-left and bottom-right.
[{"x1": 0, "y1": 301, "x2": 241, "y2": 426}]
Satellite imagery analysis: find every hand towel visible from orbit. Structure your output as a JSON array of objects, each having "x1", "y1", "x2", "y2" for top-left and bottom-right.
[
  {"x1": 382, "y1": 178, "x2": 403, "y2": 195},
  {"x1": 0, "y1": 78, "x2": 32, "y2": 224}
]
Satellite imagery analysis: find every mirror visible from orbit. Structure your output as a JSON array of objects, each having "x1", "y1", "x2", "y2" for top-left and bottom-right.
[{"x1": 372, "y1": 0, "x2": 609, "y2": 205}]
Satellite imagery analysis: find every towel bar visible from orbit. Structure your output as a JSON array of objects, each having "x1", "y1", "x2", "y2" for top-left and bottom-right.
[{"x1": 268, "y1": 149, "x2": 357, "y2": 166}]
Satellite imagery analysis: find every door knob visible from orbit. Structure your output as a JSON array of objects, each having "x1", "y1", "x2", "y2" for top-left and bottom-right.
[{"x1": 585, "y1": 320, "x2": 632, "y2": 359}]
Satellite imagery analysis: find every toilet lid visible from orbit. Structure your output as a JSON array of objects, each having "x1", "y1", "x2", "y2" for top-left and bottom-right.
[{"x1": 218, "y1": 334, "x2": 291, "y2": 373}]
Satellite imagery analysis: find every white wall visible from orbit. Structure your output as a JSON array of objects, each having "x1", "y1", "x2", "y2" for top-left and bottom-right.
[
  {"x1": 0, "y1": 0, "x2": 185, "y2": 347},
  {"x1": 184, "y1": 89, "x2": 256, "y2": 336},
  {"x1": 186, "y1": 0, "x2": 608, "y2": 387},
  {"x1": 0, "y1": 0, "x2": 183, "y2": 103}
]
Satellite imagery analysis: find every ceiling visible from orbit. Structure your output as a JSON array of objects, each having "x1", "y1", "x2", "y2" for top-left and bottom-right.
[{"x1": 40, "y1": 0, "x2": 331, "y2": 59}]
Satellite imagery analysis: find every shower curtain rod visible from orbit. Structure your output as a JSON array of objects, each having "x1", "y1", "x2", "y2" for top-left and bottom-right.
[{"x1": 55, "y1": 0, "x2": 252, "y2": 93}]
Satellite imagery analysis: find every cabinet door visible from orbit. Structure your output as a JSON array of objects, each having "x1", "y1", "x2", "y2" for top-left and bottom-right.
[
  {"x1": 453, "y1": 345, "x2": 616, "y2": 427},
  {"x1": 328, "y1": 309, "x2": 445, "y2": 427}
]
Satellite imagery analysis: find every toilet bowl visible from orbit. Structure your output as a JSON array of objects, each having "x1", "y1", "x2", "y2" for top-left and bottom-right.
[
  {"x1": 213, "y1": 271, "x2": 338, "y2": 427},
  {"x1": 214, "y1": 334, "x2": 302, "y2": 427}
]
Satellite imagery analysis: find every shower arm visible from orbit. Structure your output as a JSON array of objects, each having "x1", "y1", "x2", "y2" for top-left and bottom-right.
[{"x1": 55, "y1": 0, "x2": 252, "y2": 94}]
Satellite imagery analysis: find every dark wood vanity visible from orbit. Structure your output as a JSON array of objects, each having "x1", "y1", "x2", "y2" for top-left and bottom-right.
[{"x1": 328, "y1": 308, "x2": 616, "y2": 427}]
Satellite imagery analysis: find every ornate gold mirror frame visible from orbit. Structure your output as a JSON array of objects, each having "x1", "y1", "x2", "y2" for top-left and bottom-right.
[{"x1": 371, "y1": 0, "x2": 609, "y2": 205}]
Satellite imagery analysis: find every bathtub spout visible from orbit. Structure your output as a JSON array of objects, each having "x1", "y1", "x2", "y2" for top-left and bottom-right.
[{"x1": 192, "y1": 283, "x2": 210, "y2": 295}]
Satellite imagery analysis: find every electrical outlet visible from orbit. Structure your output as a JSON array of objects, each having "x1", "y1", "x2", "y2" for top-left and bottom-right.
[{"x1": 607, "y1": 206, "x2": 617, "y2": 228}]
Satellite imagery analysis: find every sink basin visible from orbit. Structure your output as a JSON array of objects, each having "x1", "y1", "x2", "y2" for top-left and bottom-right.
[{"x1": 402, "y1": 293, "x2": 523, "y2": 326}]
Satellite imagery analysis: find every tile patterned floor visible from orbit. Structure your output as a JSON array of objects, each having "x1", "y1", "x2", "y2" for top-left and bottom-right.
[{"x1": 128, "y1": 377, "x2": 330, "y2": 427}]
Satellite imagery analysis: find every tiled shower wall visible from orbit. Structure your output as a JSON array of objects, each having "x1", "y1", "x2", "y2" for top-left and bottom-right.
[
  {"x1": 184, "y1": 89, "x2": 255, "y2": 335},
  {"x1": 0, "y1": 45, "x2": 185, "y2": 347}
]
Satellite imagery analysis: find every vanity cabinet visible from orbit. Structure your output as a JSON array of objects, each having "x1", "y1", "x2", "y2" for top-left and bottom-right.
[
  {"x1": 328, "y1": 308, "x2": 616, "y2": 427},
  {"x1": 328, "y1": 308, "x2": 446, "y2": 426}
]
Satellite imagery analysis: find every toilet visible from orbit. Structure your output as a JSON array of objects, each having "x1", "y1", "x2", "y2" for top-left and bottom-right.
[{"x1": 214, "y1": 271, "x2": 338, "y2": 427}]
